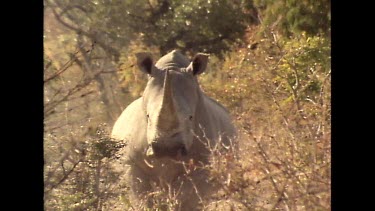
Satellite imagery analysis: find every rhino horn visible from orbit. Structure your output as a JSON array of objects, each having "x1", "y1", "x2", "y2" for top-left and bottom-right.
[{"x1": 157, "y1": 70, "x2": 179, "y2": 131}]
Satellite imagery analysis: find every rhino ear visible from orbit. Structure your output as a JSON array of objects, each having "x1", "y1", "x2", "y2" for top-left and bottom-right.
[
  {"x1": 187, "y1": 53, "x2": 209, "y2": 75},
  {"x1": 136, "y1": 52, "x2": 153, "y2": 74}
]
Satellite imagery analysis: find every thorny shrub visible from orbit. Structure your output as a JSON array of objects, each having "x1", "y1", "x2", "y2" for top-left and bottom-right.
[
  {"x1": 45, "y1": 31, "x2": 330, "y2": 210},
  {"x1": 197, "y1": 32, "x2": 330, "y2": 210},
  {"x1": 44, "y1": 124, "x2": 126, "y2": 211},
  {"x1": 111, "y1": 32, "x2": 330, "y2": 210}
]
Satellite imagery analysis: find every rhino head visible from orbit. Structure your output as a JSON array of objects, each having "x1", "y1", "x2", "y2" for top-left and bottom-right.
[{"x1": 136, "y1": 50, "x2": 209, "y2": 159}]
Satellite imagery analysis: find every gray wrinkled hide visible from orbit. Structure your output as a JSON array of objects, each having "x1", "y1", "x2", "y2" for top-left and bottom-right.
[{"x1": 111, "y1": 50, "x2": 237, "y2": 210}]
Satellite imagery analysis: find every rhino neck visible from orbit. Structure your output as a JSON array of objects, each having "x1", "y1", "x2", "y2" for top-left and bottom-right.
[{"x1": 156, "y1": 70, "x2": 179, "y2": 132}]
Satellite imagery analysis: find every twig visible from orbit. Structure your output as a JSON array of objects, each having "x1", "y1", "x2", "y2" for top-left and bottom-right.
[
  {"x1": 269, "y1": 179, "x2": 289, "y2": 210},
  {"x1": 252, "y1": 135, "x2": 290, "y2": 211},
  {"x1": 45, "y1": 156, "x2": 83, "y2": 194},
  {"x1": 49, "y1": 2, "x2": 120, "y2": 60},
  {"x1": 44, "y1": 50, "x2": 79, "y2": 83}
]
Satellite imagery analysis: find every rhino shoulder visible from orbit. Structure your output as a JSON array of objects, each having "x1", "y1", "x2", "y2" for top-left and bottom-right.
[
  {"x1": 200, "y1": 94, "x2": 237, "y2": 138},
  {"x1": 203, "y1": 93, "x2": 230, "y2": 113},
  {"x1": 111, "y1": 97, "x2": 146, "y2": 141}
]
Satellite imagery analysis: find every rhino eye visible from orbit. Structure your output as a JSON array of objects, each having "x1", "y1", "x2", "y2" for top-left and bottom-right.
[
  {"x1": 146, "y1": 114, "x2": 150, "y2": 119},
  {"x1": 189, "y1": 115, "x2": 193, "y2": 121}
]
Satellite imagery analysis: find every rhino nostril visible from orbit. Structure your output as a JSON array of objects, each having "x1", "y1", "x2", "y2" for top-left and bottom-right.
[
  {"x1": 151, "y1": 142, "x2": 161, "y2": 153},
  {"x1": 179, "y1": 145, "x2": 187, "y2": 156},
  {"x1": 171, "y1": 132, "x2": 180, "y2": 138}
]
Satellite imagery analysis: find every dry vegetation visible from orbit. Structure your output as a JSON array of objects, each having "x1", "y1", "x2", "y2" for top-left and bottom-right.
[
  {"x1": 44, "y1": 39, "x2": 331, "y2": 211},
  {"x1": 200, "y1": 29, "x2": 331, "y2": 210},
  {"x1": 44, "y1": 1, "x2": 330, "y2": 210},
  {"x1": 108, "y1": 28, "x2": 331, "y2": 211}
]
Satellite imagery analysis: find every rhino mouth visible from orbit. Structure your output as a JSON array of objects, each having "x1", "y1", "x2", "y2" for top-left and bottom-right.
[{"x1": 147, "y1": 142, "x2": 187, "y2": 159}]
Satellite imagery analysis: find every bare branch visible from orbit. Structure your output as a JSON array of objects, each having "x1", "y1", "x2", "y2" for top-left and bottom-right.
[
  {"x1": 44, "y1": 151, "x2": 84, "y2": 194},
  {"x1": 49, "y1": 3, "x2": 120, "y2": 61},
  {"x1": 44, "y1": 50, "x2": 79, "y2": 83},
  {"x1": 252, "y1": 135, "x2": 291, "y2": 211}
]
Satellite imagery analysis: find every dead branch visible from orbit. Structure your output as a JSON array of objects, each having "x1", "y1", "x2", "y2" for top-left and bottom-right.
[
  {"x1": 252, "y1": 135, "x2": 291, "y2": 211},
  {"x1": 48, "y1": 1, "x2": 120, "y2": 61}
]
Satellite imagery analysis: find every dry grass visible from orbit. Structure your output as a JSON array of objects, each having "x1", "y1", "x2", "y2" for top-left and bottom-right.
[{"x1": 111, "y1": 120, "x2": 330, "y2": 211}]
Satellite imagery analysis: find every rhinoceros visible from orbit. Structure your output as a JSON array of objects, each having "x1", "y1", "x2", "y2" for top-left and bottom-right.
[{"x1": 111, "y1": 50, "x2": 237, "y2": 210}]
